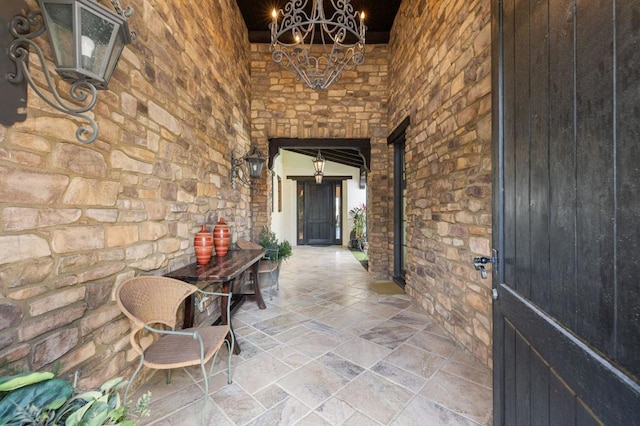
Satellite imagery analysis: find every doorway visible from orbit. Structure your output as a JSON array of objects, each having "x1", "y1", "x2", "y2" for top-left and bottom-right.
[
  {"x1": 296, "y1": 180, "x2": 342, "y2": 246},
  {"x1": 389, "y1": 117, "x2": 409, "y2": 287}
]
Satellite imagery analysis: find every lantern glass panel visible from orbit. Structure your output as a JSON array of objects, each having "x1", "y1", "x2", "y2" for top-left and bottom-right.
[
  {"x1": 313, "y1": 157, "x2": 325, "y2": 173},
  {"x1": 104, "y1": 31, "x2": 125, "y2": 84},
  {"x1": 248, "y1": 157, "x2": 266, "y2": 178},
  {"x1": 79, "y1": 7, "x2": 116, "y2": 78},
  {"x1": 40, "y1": 2, "x2": 74, "y2": 69}
]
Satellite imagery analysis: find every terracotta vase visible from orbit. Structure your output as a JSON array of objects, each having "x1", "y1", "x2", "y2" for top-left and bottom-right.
[
  {"x1": 194, "y1": 224, "x2": 213, "y2": 265},
  {"x1": 213, "y1": 218, "x2": 231, "y2": 257}
]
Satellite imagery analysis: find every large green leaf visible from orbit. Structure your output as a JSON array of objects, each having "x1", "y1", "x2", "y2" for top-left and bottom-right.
[
  {"x1": 0, "y1": 372, "x2": 54, "y2": 392},
  {"x1": 78, "y1": 400, "x2": 110, "y2": 426},
  {"x1": 0, "y1": 378, "x2": 73, "y2": 423}
]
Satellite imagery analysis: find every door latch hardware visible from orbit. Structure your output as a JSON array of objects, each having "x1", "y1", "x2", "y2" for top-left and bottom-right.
[
  {"x1": 491, "y1": 288, "x2": 499, "y2": 300},
  {"x1": 473, "y1": 255, "x2": 496, "y2": 279}
]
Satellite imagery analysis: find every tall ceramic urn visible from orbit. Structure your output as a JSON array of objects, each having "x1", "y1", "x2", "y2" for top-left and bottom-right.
[
  {"x1": 213, "y1": 218, "x2": 231, "y2": 257},
  {"x1": 194, "y1": 224, "x2": 213, "y2": 265}
]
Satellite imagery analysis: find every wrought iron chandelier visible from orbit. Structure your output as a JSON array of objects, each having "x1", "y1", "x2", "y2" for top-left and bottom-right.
[{"x1": 270, "y1": 0, "x2": 366, "y2": 90}]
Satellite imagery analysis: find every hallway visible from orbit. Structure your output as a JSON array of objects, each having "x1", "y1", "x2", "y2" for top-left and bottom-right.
[{"x1": 133, "y1": 246, "x2": 492, "y2": 425}]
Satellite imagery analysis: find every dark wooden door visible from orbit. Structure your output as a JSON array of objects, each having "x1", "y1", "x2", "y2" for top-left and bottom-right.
[
  {"x1": 492, "y1": 0, "x2": 640, "y2": 424},
  {"x1": 304, "y1": 182, "x2": 335, "y2": 245}
]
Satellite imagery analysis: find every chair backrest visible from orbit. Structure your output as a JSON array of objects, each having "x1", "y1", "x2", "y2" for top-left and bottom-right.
[
  {"x1": 263, "y1": 246, "x2": 279, "y2": 262},
  {"x1": 116, "y1": 276, "x2": 196, "y2": 330}
]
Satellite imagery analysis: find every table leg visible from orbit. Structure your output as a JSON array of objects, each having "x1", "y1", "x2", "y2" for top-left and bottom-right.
[
  {"x1": 252, "y1": 261, "x2": 267, "y2": 309},
  {"x1": 222, "y1": 280, "x2": 241, "y2": 355},
  {"x1": 183, "y1": 294, "x2": 194, "y2": 328}
]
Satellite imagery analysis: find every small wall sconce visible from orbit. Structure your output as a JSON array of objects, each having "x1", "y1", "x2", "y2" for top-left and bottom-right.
[
  {"x1": 313, "y1": 150, "x2": 325, "y2": 184},
  {"x1": 231, "y1": 146, "x2": 266, "y2": 188},
  {"x1": 2, "y1": 0, "x2": 135, "y2": 144}
]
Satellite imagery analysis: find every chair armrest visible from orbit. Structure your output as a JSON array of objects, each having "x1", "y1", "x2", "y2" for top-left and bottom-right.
[
  {"x1": 141, "y1": 324, "x2": 210, "y2": 361},
  {"x1": 195, "y1": 290, "x2": 232, "y2": 298},
  {"x1": 193, "y1": 290, "x2": 233, "y2": 332},
  {"x1": 142, "y1": 324, "x2": 201, "y2": 339}
]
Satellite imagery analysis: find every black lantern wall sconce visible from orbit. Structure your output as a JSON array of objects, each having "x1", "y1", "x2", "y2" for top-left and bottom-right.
[
  {"x1": 231, "y1": 146, "x2": 267, "y2": 189},
  {"x1": 1, "y1": 0, "x2": 135, "y2": 144}
]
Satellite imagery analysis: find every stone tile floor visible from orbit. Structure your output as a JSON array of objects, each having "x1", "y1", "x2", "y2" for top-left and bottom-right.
[{"x1": 132, "y1": 246, "x2": 492, "y2": 425}]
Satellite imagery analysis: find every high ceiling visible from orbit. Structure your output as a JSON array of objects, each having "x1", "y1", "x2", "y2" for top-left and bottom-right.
[
  {"x1": 236, "y1": 0, "x2": 403, "y2": 44},
  {"x1": 237, "y1": 1, "x2": 400, "y2": 171}
]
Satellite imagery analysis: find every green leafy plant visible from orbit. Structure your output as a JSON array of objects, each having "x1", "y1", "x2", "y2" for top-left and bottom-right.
[
  {"x1": 349, "y1": 203, "x2": 367, "y2": 238},
  {"x1": 0, "y1": 371, "x2": 151, "y2": 425},
  {"x1": 259, "y1": 226, "x2": 292, "y2": 260}
]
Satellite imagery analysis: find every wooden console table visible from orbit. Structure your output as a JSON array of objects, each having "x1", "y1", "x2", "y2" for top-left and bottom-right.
[{"x1": 164, "y1": 248, "x2": 266, "y2": 354}]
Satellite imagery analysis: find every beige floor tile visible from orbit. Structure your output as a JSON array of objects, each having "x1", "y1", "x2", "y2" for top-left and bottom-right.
[
  {"x1": 420, "y1": 370, "x2": 492, "y2": 425},
  {"x1": 384, "y1": 343, "x2": 447, "y2": 379},
  {"x1": 332, "y1": 336, "x2": 392, "y2": 369},
  {"x1": 359, "y1": 321, "x2": 420, "y2": 350},
  {"x1": 405, "y1": 329, "x2": 463, "y2": 359},
  {"x1": 390, "y1": 395, "x2": 478, "y2": 426},
  {"x1": 245, "y1": 395, "x2": 312, "y2": 425},
  {"x1": 252, "y1": 383, "x2": 290, "y2": 409},
  {"x1": 343, "y1": 411, "x2": 381, "y2": 425},
  {"x1": 231, "y1": 351, "x2": 292, "y2": 394},
  {"x1": 370, "y1": 360, "x2": 427, "y2": 393},
  {"x1": 296, "y1": 411, "x2": 334, "y2": 425},
  {"x1": 277, "y1": 361, "x2": 350, "y2": 408},
  {"x1": 315, "y1": 396, "x2": 357, "y2": 424},
  {"x1": 286, "y1": 330, "x2": 342, "y2": 358},
  {"x1": 336, "y1": 372, "x2": 413, "y2": 424},
  {"x1": 210, "y1": 383, "x2": 265, "y2": 425},
  {"x1": 136, "y1": 246, "x2": 492, "y2": 425}
]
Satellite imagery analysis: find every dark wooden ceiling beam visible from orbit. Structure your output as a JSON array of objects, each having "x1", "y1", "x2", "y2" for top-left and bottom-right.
[{"x1": 268, "y1": 138, "x2": 370, "y2": 171}]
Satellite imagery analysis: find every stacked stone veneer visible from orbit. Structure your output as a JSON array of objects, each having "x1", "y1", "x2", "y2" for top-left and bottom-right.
[
  {"x1": 388, "y1": 0, "x2": 493, "y2": 366},
  {"x1": 0, "y1": 0, "x2": 253, "y2": 388},
  {"x1": 250, "y1": 43, "x2": 391, "y2": 276}
]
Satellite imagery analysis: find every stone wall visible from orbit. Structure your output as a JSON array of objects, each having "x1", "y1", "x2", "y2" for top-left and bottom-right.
[
  {"x1": 0, "y1": 0, "x2": 252, "y2": 388},
  {"x1": 250, "y1": 44, "x2": 391, "y2": 277},
  {"x1": 387, "y1": 0, "x2": 493, "y2": 366}
]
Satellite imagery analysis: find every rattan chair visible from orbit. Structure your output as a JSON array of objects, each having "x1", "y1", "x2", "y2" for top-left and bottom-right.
[{"x1": 116, "y1": 276, "x2": 234, "y2": 425}]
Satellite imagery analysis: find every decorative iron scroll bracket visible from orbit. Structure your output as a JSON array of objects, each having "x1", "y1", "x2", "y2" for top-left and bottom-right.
[
  {"x1": 5, "y1": 9, "x2": 99, "y2": 143},
  {"x1": 1, "y1": 0, "x2": 29, "y2": 127}
]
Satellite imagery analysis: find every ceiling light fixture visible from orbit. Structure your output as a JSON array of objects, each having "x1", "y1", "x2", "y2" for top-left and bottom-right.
[
  {"x1": 313, "y1": 150, "x2": 325, "y2": 184},
  {"x1": 312, "y1": 150, "x2": 325, "y2": 174},
  {"x1": 270, "y1": 0, "x2": 366, "y2": 90},
  {"x1": 3, "y1": 0, "x2": 135, "y2": 144}
]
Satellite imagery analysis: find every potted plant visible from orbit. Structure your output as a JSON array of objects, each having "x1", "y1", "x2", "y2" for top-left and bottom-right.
[
  {"x1": 349, "y1": 203, "x2": 367, "y2": 250},
  {"x1": 258, "y1": 227, "x2": 291, "y2": 291},
  {"x1": 259, "y1": 226, "x2": 292, "y2": 261},
  {"x1": 0, "y1": 371, "x2": 150, "y2": 425}
]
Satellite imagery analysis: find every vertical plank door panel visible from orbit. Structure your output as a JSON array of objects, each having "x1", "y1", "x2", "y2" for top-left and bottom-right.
[
  {"x1": 614, "y1": 0, "x2": 640, "y2": 378},
  {"x1": 574, "y1": 0, "x2": 615, "y2": 354}
]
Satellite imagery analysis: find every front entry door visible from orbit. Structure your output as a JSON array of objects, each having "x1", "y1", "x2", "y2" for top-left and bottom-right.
[
  {"x1": 493, "y1": 0, "x2": 640, "y2": 424},
  {"x1": 304, "y1": 181, "x2": 336, "y2": 245}
]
